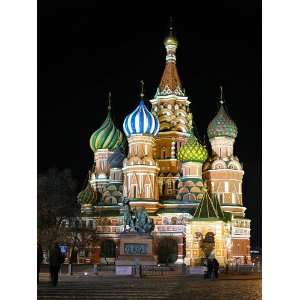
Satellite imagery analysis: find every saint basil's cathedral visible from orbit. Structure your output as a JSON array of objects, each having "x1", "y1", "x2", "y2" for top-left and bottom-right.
[{"x1": 77, "y1": 23, "x2": 251, "y2": 266}]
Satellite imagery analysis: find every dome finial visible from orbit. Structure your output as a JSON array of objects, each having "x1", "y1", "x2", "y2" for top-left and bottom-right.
[
  {"x1": 164, "y1": 17, "x2": 178, "y2": 48},
  {"x1": 169, "y1": 16, "x2": 174, "y2": 35},
  {"x1": 207, "y1": 87, "x2": 238, "y2": 139},
  {"x1": 108, "y1": 91, "x2": 112, "y2": 111},
  {"x1": 140, "y1": 80, "x2": 145, "y2": 99},
  {"x1": 219, "y1": 86, "x2": 224, "y2": 105}
]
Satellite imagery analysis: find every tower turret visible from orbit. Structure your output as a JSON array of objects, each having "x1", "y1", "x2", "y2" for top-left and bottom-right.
[
  {"x1": 122, "y1": 82, "x2": 160, "y2": 213},
  {"x1": 150, "y1": 18, "x2": 193, "y2": 200},
  {"x1": 203, "y1": 87, "x2": 245, "y2": 217},
  {"x1": 89, "y1": 93, "x2": 126, "y2": 192},
  {"x1": 177, "y1": 135, "x2": 208, "y2": 201},
  {"x1": 207, "y1": 86, "x2": 238, "y2": 158}
]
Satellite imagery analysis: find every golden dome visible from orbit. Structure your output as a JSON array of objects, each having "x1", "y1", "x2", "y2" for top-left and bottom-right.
[{"x1": 164, "y1": 35, "x2": 178, "y2": 47}]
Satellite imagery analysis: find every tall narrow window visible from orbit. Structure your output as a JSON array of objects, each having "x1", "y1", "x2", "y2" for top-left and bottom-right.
[
  {"x1": 186, "y1": 167, "x2": 190, "y2": 176},
  {"x1": 145, "y1": 184, "x2": 150, "y2": 198},
  {"x1": 219, "y1": 193, "x2": 224, "y2": 203},
  {"x1": 232, "y1": 193, "x2": 236, "y2": 204},
  {"x1": 132, "y1": 185, "x2": 137, "y2": 198},
  {"x1": 161, "y1": 147, "x2": 166, "y2": 159},
  {"x1": 224, "y1": 182, "x2": 229, "y2": 193}
]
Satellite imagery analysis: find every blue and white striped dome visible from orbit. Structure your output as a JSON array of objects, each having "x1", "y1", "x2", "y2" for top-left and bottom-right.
[{"x1": 123, "y1": 100, "x2": 159, "y2": 137}]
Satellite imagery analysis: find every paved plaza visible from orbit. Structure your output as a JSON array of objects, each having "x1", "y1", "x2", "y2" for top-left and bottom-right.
[{"x1": 38, "y1": 273, "x2": 261, "y2": 300}]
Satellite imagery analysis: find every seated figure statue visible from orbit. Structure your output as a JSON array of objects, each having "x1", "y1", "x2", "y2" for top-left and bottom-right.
[{"x1": 122, "y1": 200, "x2": 155, "y2": 234}]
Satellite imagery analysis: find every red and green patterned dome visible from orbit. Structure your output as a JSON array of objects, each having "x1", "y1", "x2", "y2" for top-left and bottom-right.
[
  {"x1": 207, "y1": 104, "x2": 238, "y2": 139},
  {"x1": 177, "y1": 136, "x2": 208, "y2": 163},
  {"x1": 90, "y1": 111, "x2": 126, "y2": 152},
  {"x1": 77, "y1": 183, "x2": 98, "y2": 205}
]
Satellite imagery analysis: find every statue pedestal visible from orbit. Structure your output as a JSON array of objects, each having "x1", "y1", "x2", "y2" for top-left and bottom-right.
[{"x1": 116, "y1": 232, "x2": 157, "y2": 267}]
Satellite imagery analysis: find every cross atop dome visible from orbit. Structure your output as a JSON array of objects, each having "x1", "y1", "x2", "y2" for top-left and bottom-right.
[
  {"x1": 108, "y1": 91, "x2": 112, "y2": 111},
  {"x1": 219, "y1": 86, "x2": 224, "y2": 105},
  {"x1": 207, "y1": 87, "x2": 238, "y2": 139},
  {"x1": 140, "y1": 80, "x2": 145, "y2": 99}
]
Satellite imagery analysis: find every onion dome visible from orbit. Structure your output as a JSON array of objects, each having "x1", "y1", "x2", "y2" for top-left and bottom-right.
[
  {"x1": 164, "y1": 35, "x2": 178, "y2": 47},
  {"x1": 207, "y1": 86, "x2": 238, "y2": 139},
  {"x1": 177, "y1": 135, "x2": 208, "y2": 163},
  {"x1": 89, "y1": 93, "x2": 126, "y2": 152},
  {"x1": 77, "y1": 183, "x2": 98, "y2": 205},
  {"x1": 123, "y1": 81, "x2": 159, "y2": 137}
]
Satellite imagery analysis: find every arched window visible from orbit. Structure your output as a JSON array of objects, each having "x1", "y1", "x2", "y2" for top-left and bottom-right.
[
  {"x1": 157, "y1": 238, "x2": 178, "y2": 264},
  {"x1": 171, "y1": 217, "x2": 178, "y2": 225},
  {"x1": 161, "y1": 147, "x2": 166, "y2": 159},
  {"x1": 88, "y1": 220, "x2": 93, "y2": 229}
]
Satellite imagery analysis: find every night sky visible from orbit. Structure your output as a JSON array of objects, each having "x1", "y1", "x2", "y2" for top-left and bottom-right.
[{"x1": 38, "y1": 2, "x2": 261, "y2": 247}]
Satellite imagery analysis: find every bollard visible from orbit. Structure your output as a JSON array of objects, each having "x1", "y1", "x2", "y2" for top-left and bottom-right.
[
  {"x1": 135, "y1": 263, "x2": 141, "y2": 278},
  {"x1": 93, "y1": 264, "x2": 98, "y2": 275},
  {"x1": 68, "y1": 263, "x2": 73, "y2": 275},
  {"x1": 139, "y1": 265, "x2": 142, "y2": 277}
]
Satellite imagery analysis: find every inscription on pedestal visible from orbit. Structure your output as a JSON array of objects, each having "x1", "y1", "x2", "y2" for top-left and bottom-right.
[{"x1": 124, "y1": 243, "x2": 148, "y2": 255}]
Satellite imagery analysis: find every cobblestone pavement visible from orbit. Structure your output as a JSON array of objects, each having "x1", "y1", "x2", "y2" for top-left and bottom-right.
[
  {"x1": 38, "y1": 273, "x2": 261, "y2": 300},
  {"x1": 172, "y1": 276, "x2": 262, "y2": 300}
]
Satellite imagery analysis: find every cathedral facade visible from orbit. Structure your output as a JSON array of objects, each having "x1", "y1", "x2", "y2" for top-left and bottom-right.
[{"x1": 77, "y1": 25, "x2": 251, "y2": 267}]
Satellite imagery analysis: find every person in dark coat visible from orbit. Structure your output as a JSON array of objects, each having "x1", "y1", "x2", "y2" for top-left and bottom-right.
[
  {"x1": 49, "y1": 244, "x2": 65, "y2": 286},
  {"x1": 212, "y1": 258, "x2": 220, "y2": 279},
  {"x1": 37, "y1": 242, "x2": 43, "y2": 284},
  {"x1": 206, "y1": 258, "x2": 213, "y2": 279}
]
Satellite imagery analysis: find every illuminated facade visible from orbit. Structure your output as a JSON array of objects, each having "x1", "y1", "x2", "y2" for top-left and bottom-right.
[{"x1": 77, "y1": 24, "x2": 251, "y2": 266}]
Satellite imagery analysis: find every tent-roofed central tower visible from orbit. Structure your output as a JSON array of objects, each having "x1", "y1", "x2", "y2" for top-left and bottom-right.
[{"x1": 150, "y1": 18, "x2": 193, "y2": 200}]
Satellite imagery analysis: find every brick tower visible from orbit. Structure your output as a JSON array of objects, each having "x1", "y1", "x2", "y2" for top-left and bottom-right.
[
  {"x1": 203, "y1": 87, "x2": 251, "y2": 264},
  {"x1": 150, "y1": 18, "x2": 193, "y2": 200}
]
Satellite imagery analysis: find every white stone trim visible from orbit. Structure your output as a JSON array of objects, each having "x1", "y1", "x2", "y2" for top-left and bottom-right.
[{"x1": 203, "y1": 170, "x2": 244, "y2": 175}]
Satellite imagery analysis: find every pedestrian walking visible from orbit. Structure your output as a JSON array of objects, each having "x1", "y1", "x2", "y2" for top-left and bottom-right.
[
  {"x1": 37, "y1": 242, "x2": 43, "y2": 284},
  {"x1": 49, "y1": 243, "x2": 65, "y2": 286},
  {"x1": 212, "y1": 258, "x2": 219, "y2": 279},
  {"x1": 206, "y1": 258, "x2": 213, "y2": 279}
]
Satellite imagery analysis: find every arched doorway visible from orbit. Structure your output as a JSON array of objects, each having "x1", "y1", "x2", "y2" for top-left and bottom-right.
[
  {"x1": 157, "y1": 237, "x2": 178, "y2": 264},
  {"x1": 101, "y1": 240, "x2": 116, "y2": 262},
  {"x1": 201, "y1": 232, "x2": 215, "y2": 258}
]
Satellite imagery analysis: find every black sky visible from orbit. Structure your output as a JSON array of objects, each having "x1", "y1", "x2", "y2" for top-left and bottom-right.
[{"x1": 38, "y1": 2, "x2": 261, "y2": 247}]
